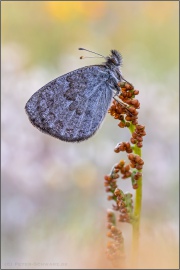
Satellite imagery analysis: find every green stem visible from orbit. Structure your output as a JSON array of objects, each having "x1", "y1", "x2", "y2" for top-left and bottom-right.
[
  {"x1": 128, "y1": 124, "x2": 143, "y2": 267},
  {"x1": 132, "y1": 170, "x2": 142, "y2": 266}
]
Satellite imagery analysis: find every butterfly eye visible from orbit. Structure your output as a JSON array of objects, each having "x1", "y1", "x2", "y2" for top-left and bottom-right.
[{"x1": 111, "y1": 57, "x2": 119, "y2": 66}]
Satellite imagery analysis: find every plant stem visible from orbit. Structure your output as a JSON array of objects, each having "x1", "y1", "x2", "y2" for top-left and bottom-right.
[
  {"x1": 132, "y1": 146, "x2": 142, "y2": 267},
  {"x1": 128, "y1": 124, "x2": 143, "y2": 267}
]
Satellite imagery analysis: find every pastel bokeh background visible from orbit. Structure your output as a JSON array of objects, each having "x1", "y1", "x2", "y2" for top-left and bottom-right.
[{"x1": 2, "y1": 1, "x2": 179, "y2": 269}]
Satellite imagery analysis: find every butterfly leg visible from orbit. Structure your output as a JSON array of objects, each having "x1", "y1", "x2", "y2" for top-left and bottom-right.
[
  {"x1": 120, "y1": 75, "x2": 133, "y2": 87},
  {"x1": 112, "y1": 82, "x2": 134, "y2": 116},
  {"x1": 112, "y1": 81, "x2": 122, "y2": 101}
]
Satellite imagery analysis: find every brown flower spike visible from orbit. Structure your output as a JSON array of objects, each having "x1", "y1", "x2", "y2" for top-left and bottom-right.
[{"x1": 105, "y1": 82, "x2": 146, "y2": 264}]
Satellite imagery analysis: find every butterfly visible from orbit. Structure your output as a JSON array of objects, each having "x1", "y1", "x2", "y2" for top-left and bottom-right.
[{"x1": 25, "y1": 48, "x2": 125, "y2": 142}]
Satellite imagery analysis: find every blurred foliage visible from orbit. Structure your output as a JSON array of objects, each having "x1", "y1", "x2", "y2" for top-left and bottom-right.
[{"x1": 2, "y1": 1, "x2": 178, "y2": 77}]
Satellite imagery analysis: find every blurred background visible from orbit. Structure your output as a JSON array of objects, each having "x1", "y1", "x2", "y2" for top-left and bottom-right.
[{"x1": 1, "y1": 1, "x2": 179, "y2": 269}]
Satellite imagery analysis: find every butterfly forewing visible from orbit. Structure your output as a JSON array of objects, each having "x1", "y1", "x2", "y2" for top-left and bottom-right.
[{"x1": 25, "y1": 65, "x2": 113, "y2": 142}]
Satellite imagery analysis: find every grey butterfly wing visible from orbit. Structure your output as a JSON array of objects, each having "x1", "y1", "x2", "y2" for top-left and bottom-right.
[{"x1": 25, "y1": 65, "x2": 113, "y2": 142}]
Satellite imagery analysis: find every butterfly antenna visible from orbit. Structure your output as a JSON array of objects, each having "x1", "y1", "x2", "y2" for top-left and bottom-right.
[
  {"x1": 78, "y1": 48, "x2": 106, "y2": 59},
  {"x1": 80, "y1": 56, "x2": 104, "y2": 60}
]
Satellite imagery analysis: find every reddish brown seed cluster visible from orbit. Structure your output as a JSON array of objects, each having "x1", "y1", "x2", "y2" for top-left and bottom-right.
[
  {"x1": 109, "y1": 100, "x2": 139, "y2": 126},
  {"x1": 114, "y1": 160, "x2": 131, "y2": 179},
  {"x1": 128, "y1": 153, "x2": 144, "y2": 170},
  {"x1": 133, "y1": 171, "x2": 142, "y2": 180},
  {"x1": 109, "y1": 101, "x2": 127, "y2": 120},
  {"x1": 104, "y1": 160, "x2": 132, "y2": 194},
  {"x1": 104, "y1": 170, "x2": 118, "y2": 201},
  {"x1": 106, "y1": 210, "x2": 125, "y2": 261},
  {"x1": 131, "y1": 171, "x2": 142, "y2": 189},
  {"x1": 130, "y1": 125, "x2": 146, "y2": 148},
  {"x1": 114, "y1": 142, "x2": 132, "y2": 153},
  {"x1": 105, "y1": 81, "x2": 146, "y2": 262},
  {"x1": 114, "y1": 188, "x2": 133, "y2": 223},
  {"x1": 132, "y1": 171, "x2": 142, "y2": 182},
  {"x1": 109, "y1": 82, "x2": 140, "y2": 126}
]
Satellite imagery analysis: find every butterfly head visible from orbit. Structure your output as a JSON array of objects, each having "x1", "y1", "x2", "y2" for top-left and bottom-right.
[{"x1": 106, "y1": 50, "x2": 122, "y2": 67}]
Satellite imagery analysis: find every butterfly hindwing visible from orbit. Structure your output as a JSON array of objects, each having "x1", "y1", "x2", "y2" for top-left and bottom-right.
[{"x1": 25, "y1": 65, "x2": 113, "y2": 142}]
